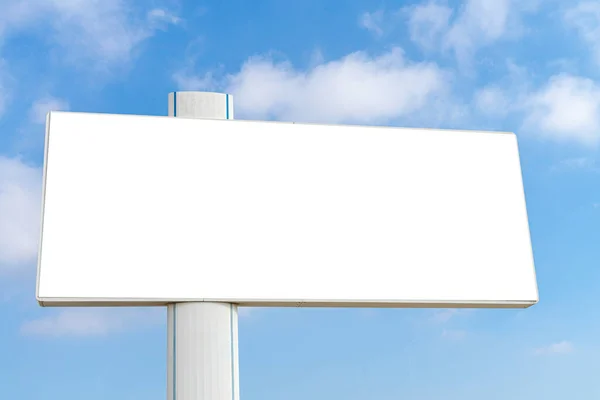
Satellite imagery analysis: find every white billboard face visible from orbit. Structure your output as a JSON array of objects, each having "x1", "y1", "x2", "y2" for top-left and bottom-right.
[{"x1": 36, "y1": 112, "x2": 539, "y2": 307}]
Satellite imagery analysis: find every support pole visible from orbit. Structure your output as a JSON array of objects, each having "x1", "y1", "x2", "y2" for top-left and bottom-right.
[{"x1": 167, "y1": 91, "x2": 238, "y2": 400}]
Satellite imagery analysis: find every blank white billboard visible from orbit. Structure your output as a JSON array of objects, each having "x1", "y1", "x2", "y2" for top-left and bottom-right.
[{"x1": 36, "y1": 111, "x2": 539, "y2": 307}]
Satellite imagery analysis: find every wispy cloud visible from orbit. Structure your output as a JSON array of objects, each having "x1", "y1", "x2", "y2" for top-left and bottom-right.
[
  {"x1": 444, "y1": 0, "x2": 512, "y2": 64},
  {"x1": 471, "y1": 60, "x2": 531, "y2": 118},
  {"x1": 564, "y1": 1, "x2": 600, "y2": 66},
  {"x1": 173, "y1": 70, "x2": 217, "y2": 92},
  {"x1": 29, "y1": 96, "x2": 69, "y2": 125},
  {"x1": 238, "y1": 307, "x2": 255, "y2": 318},
  {"x1": 0, "y1": 59, "x2": 12, "y2": 119},
  {"x1": 405, "y1": 1, "x2": 452, "y2": 51},
  {"x1": 22, "y1": 306, "x2": 254, "y2": 337},
  {"x1": 0, "y1": 156, "x2": 42, "y2": 272},
  {"x1": 13, "y1": 95, "x2": 70, "y2": 152},
  {"x1": 430, "y1": 309, "x2": 473, "y2": 324},
  {"x1": 534, "y1": 341, "x2": 574, "y2": 355},
  {"x1": 474, "y1": 86, "x2": 512, "y2": 117},
  {"x1": 431, "y1": 310, "x2": 470, "y2": 340},
  {"x1": 557, "y1": 157, "x2": 599, "y2": 172},
  {"x1": 0, "y1": 0, "x2": 180, "y2": 72},
  {"x1": 359, "y1": 10, "x2": 385, "y2": 37},
  {"x1": 404, "y1": 0, "x2": 537, "y2": 67},
  {"x1": 431, "y1": 309, "x2": 460, "y2": 324},
  {"x1": 441, "y1": 328, "x2": 467, "y2": 340},
  {"x1": 147, "y1": 8, "x2": 181, "y2": 26},
  {"x1": 171, "y1": 37, "x2": 219, "y2": 91},
  {"x1": 21, "y1": 308, "x2": 164, "y2": 337}
]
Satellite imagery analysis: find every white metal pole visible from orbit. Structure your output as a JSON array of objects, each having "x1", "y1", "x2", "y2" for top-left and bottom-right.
[{"x1": 167, "y1": 91, "x2": 239, "y2": 400}]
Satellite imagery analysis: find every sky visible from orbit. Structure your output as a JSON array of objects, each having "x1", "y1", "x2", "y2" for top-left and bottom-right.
[{"x1": 1, "y1": 0, "x2": 600, "y2": 399}]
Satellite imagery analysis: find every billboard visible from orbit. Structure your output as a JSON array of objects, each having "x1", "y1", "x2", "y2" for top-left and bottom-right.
[{"x1": 36, "y1": 111, "x2": 538, "y2": 307}]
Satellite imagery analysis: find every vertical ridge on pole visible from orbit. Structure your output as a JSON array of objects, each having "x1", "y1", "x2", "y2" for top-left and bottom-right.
[
  {"x1": 226, "y1": 94, "x2": 229, "y2": 120},
  {"x1": 167, "y1": 91, "x2": 238, "y2": 400},
  {"x1": 230, "y1": 304, "x2": 235, "y2": 400},
  {"x1": 173, "y1": 304, "x2": 177, "y2": 400}
]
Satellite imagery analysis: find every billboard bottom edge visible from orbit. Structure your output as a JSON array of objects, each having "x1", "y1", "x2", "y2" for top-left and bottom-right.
[{"x1": 36, "y1": 297, "x2": 538, "y2": 309}]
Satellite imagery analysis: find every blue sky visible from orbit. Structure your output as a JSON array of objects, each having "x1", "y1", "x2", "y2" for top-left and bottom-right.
[{"x1": 1, "y1": 0, "x2": 600, "y2": 399}]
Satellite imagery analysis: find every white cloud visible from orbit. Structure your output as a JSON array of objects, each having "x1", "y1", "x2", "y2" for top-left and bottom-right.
[
  {"x1": 564, "y1": 2, "x2": 600, "y2": 66},
  {"x1": 21, "y1": 308, "x2": 164, "y2": 337},
  {"x1": 359, "y1": 10, "x2": 385, "y2": 37},
  {"x1": 189, "y1": 47, "x2": 450, "y2": 125},
  {"x1": 29, "y1": 96, "x2": 69, "y2": 124},
  {"x1": 0, "y1": 0, "x2": 180, "y2": 71},
  {"x1": 523, "y1": 74, "x2": 600, "y2": 146},
  {"x1": 468, "y1": 61, "x2": 600, "y2": 149},
  {"x1": 473, "y1": 65, "x2": 600, "y2": 147},
  {"x1": 405, "y1": 1, "x2": 452, "y2": 51},
  {"x1": 534, "y1": 341, "x2": 574, "y2": 355},
  {"x1": 0, "y1": 156, "x2": 42, "y2": 271}
]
